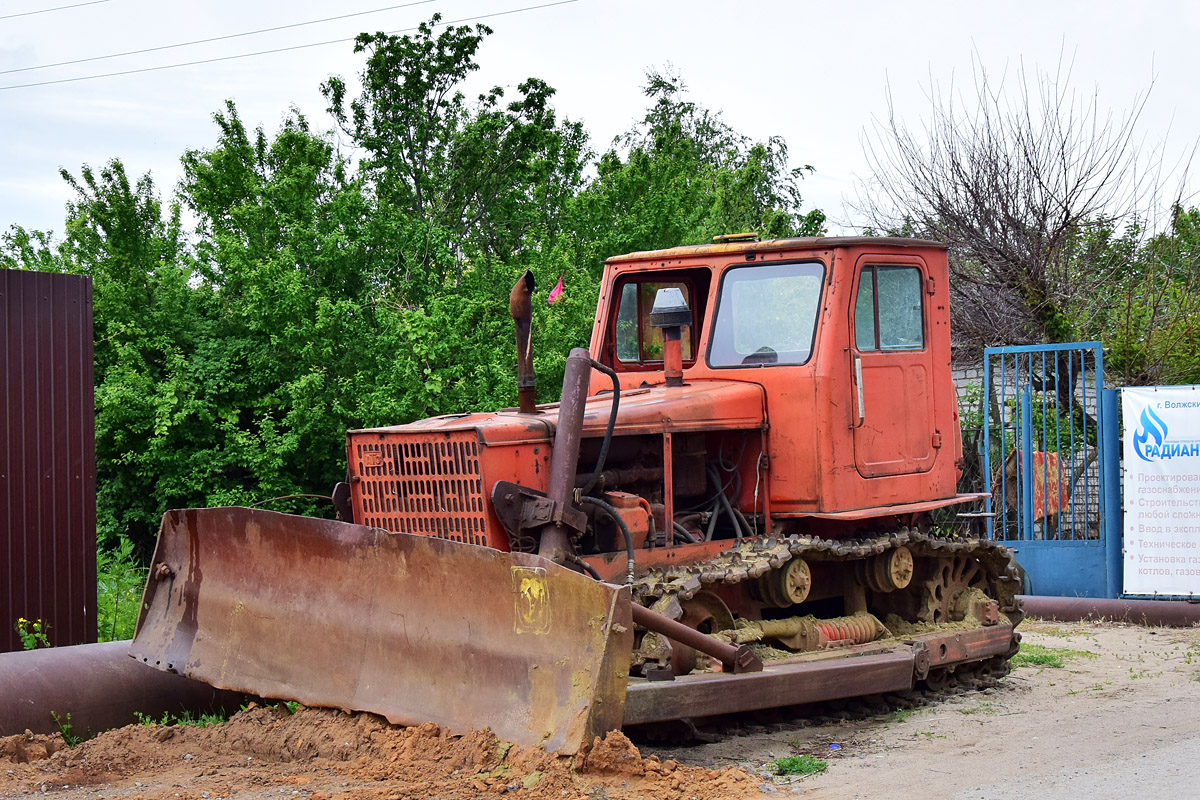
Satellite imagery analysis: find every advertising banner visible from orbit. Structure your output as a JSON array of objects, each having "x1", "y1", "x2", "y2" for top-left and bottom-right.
[{"x1": 1122, "y1": 386, "x2": 1200, "y2": 596}]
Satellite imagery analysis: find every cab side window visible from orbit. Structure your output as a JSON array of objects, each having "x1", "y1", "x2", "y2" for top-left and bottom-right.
[
  {"x1": 854, "y1": 266, "x2": 924, "y2": 351},
  {"x1": 615, "y1": 281, "x2": 694, "y2": 363}
]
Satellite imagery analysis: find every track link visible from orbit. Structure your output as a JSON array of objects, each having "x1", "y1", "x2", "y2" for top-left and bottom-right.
[{"x1": 629, "y1": 528, "x2": 1024, "y2": 667}]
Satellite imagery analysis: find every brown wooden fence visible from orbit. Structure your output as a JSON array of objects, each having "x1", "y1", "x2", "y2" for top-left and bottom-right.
[{"x1": 1, "y1": 269, "x2": 96, "y2": 652}]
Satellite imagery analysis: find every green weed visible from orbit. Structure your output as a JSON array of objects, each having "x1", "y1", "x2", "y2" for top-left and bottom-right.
[
  {"x1": 1011, "y1": 643, "x2": 1097, "y2": 669},
  {"x1": 1068, "y1": 681, "x2": 1112, "y2": 696},
  {"x1": 51, "y1": 712, "x2": 80, "y2": 747},
  {"x1": 14, "y1": 617, "x2": 50, "y2": 650},
  {"x1": 134, "y1": 710, "x2": 229, "y2": 728},
  {"x1": 889, "y1": 708, "x2": 914, "y2": 723},
  {"x1": 773, "y1": 755, "x2": 827, "y2": 776}
]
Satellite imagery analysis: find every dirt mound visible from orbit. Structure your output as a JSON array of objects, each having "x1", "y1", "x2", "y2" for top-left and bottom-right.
[
  {"x1": 0, "y1": 706, "x2": 766, "y2": 800},
  {"x1": 0, "y1": 731, "x2": 66, "y2": 764}
]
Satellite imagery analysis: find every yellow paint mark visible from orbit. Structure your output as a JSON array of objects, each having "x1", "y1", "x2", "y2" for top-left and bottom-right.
[{"x1": 511, "y1": 566, "x2": 551, "y2": 635}]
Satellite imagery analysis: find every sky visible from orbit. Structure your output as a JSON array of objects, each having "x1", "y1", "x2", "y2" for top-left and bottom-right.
[{"x1": 1, "y1": 0, "x2": 1197, "y2": 239}]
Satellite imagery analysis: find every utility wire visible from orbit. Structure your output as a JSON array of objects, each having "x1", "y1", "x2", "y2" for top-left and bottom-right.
[
  {"x1": 0, "y1": 0, "x2": 109, "y2": 21},
  {"x1": 0, "y1": 0, "x2": 576, "y2": 91},
  {"x1": 1, "y1": 0, "x2": 436, "y2": 75}
]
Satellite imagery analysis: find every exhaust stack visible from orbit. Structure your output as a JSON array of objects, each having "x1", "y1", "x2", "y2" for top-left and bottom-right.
[
  {"x1": 538, "y1": 347, "x2": 592, "y2": 565},
  {"x1": 509, "y1": 270, "x2": 537, "y2": 413}
]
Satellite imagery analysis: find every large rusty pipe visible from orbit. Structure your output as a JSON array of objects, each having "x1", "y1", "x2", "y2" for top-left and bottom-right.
[
  {"x1": 0, "y1": 641, "x2": 247, "y2": 737},
  {"x1": 1018, "y1": 595, "x2": 1200, "y2": 627},
  {"x1": 631, "y1": 603, "x2": 763, "y2": 674},
  {"x1": 509, "y1": 270, "x2": 537, "y2": 414},
  {"x1": 538, "y1": 347, "x2": 593, "y2": 564}
]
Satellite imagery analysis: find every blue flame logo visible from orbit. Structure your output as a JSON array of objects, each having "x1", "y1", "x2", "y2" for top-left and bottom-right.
[{"x1": 1134, "y1": 405, "x2": 1168, "y2": 462}]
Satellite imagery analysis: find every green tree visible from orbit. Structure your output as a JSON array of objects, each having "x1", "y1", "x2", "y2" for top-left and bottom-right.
[
  {"x1": 1081, "y1": 205, "x2": 1200, "y2": 384},
  {"x1": 321, "y1": 14, "x2": 588, "y2": 301},
  {"x1": 569, "y1": 68, "x2": 825, "y2": 269},
  {"x1": 167, "y1": 104, "x2": 380, "y2": 526}
]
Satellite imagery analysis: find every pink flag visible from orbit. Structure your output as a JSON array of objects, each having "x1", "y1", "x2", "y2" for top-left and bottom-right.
[{"x1": 547, "y1": 273, "x2": 564, "y2": 304}]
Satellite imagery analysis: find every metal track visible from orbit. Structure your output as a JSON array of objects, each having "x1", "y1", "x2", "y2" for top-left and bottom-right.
[{"x1": 629, "y1": 527, "x2": 1024, "y2": 642}]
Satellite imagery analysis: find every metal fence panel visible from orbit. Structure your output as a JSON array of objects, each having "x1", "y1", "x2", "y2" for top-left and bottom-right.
[
  {"x1": 1, "y1": 269, "x2": 96, "y2": 652},
  {"x1": 982, "y1": 342, "x2": 1113, "y2": 597}
]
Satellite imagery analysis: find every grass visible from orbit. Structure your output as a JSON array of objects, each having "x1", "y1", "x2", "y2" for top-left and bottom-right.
[
  {"x1": 957, "y1": 702, "x2": 999, "y2": 715},
  {"x1": 135, "y1": 710, "x2": 230, "y2": 728},
  {"x1": 1068, "y1": 681, "x2": 1112, "y2": 695},
  {"x1": 889, "y1": 708, "x2": 915, "y2": 723},
  {"x1": 773, "y1": 755, "x2": 827, "y2": 776},
  {"x1": 10, "y1": 535, "x2": 146, "y2": 648},
  {"x1": 1011, "y1": 642, "x2": 1098, "y2": 669}
]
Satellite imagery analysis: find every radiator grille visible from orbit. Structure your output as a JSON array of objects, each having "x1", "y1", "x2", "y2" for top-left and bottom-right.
[{"x1": 354, "y1": 435, "x2": 492, "y2": 546}]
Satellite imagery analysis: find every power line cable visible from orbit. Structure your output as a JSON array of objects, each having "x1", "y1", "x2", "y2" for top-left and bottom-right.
[
  {"x1": 0, "y1": 0, "x2": 577, "y2": 92},
  {"x1": 1, "y1": 0, "x2": 437, "y2": 75},
  {"x1": 0, "y1": 0, "x2": 110, "y2": 21},
  {"x1": 0, "y1": 0, "x2": 577, "y2": 91}
]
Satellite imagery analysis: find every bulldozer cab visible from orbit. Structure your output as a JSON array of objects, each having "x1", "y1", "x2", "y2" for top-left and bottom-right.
[{"x1": 587, "y1": 237, "x2": 965, "y2": 512}]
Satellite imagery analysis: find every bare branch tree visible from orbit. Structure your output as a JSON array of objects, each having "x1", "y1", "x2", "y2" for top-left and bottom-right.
[{"x1": 856, "y1": 54, "x2": 1187, "y2": 356}]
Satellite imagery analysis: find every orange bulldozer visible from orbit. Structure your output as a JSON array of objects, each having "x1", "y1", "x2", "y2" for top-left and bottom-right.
[{"x1": 132, "y1": 235, "x2": 1023, "y2": 753}]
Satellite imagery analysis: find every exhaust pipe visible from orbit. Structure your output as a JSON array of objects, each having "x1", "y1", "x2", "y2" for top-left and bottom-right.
[
  {"x1": 538, "y1": 347, "x2": 592, "y2": 565},
  {"x1": 648, "y1": 288, "x2": 691, "y2": 388},
  {"x1": 509, "y1": 270, "x2": 537, "y2": 413}
]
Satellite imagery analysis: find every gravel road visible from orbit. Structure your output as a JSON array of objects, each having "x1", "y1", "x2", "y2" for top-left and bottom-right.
[{"x1": 648, "y1": 619, "x2": 1200, "y2": 799}]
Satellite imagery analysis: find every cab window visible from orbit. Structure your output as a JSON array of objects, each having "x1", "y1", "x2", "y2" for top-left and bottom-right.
[
  {"x1": 708, "y1": 261, "x2": 824, "y2": 367},
  {"x1": 614, "y1": 281, "x2": 694, "y2": 363},
  {"x1": 854, "y1": 266, "x2": 924, "y2": 351}
]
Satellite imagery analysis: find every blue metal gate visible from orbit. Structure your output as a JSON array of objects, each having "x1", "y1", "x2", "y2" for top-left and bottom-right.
[{"x1": 982, "y1": 342, "x2": 1120, "y2": 597}]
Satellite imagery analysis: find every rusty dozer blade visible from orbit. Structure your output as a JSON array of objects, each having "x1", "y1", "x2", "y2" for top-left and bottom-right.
[{"x1": 130, "y1": 507, "x2": 633, "y2": 754}]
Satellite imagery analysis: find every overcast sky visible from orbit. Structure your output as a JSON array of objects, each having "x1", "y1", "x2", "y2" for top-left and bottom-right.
[{"x1": 1, "y1": 0, "x2": 1196, "y2": 240}]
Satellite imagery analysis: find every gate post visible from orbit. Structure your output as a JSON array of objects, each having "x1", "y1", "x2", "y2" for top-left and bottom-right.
[
  {"x1": 1020, "y1": 388, "x2": 1034, "y2": 541},
  {"x1": 1102, "y1": 389, "x2": 1122, "y2": 598}
]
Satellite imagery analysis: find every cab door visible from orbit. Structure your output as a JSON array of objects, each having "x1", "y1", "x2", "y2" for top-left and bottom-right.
[{"x1": 849, "y1": 256, "x2": 938, "y2": 478}]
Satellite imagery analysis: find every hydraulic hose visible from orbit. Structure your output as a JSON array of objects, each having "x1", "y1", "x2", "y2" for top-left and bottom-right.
[
  {"x1": 707, "y1": 463, "x2": 745, "y2": 541},
  {"x1": 579, "y1": 360, "x2": 621, "y2": 496},
  {"x1": 568, "y1": 553, "x2": 603, "y2": 581},
  {"x1": 673, "y1": 521, "x2": 699, "y2": 544},
  {"x1": 733, "y1": 506, "x2": 755, "y2": 538},
  {"x1": 580, "y1": 494, "x2": 635, "y2": 585},
  {"x1": 705, "y1": 500, "x2": 721, "y2": 541}
]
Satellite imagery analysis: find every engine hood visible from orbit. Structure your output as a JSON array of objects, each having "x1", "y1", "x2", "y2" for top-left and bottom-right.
[{"x1": 351, "y1": 379, "x2": 767, "y2": 446}]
